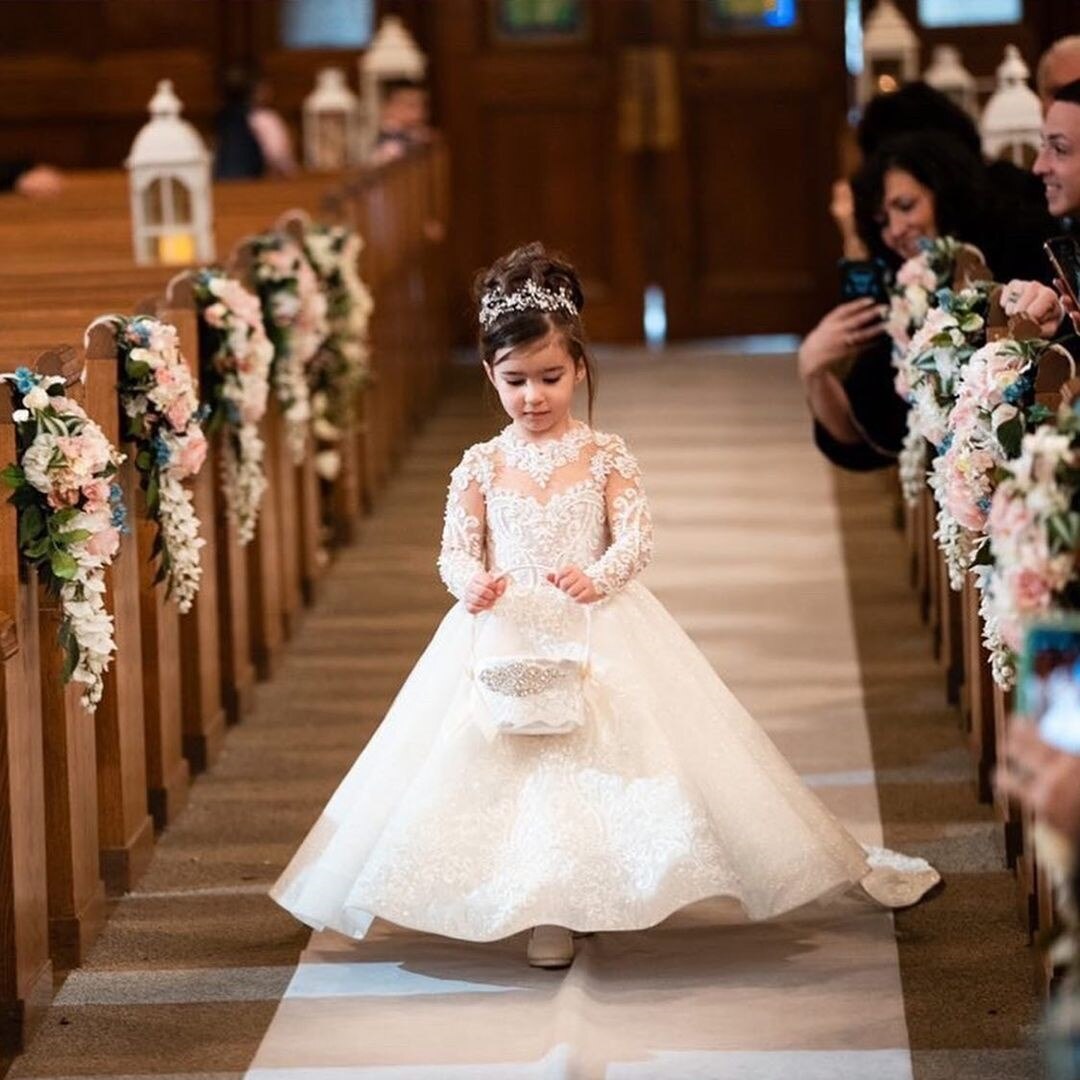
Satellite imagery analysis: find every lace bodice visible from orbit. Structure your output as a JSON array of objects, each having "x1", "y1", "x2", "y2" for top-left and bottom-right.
[{"x1": 438, "y1": 422, "x2": 653, "y2": 601}]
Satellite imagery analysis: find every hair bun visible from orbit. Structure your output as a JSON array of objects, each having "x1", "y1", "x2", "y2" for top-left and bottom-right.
[{"x1": 473, "y1": 241, "x2": 585, "y2": 313}]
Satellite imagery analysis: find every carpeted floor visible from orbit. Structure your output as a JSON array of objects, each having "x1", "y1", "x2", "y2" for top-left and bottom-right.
[{"x1": 5, "y1": 347, "x2": 1045, "y2": 1080}]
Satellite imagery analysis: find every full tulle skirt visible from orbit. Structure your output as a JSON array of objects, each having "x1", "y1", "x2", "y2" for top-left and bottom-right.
[{"x1": 270, "y1": 583, "x2": 938, "y2": 942}]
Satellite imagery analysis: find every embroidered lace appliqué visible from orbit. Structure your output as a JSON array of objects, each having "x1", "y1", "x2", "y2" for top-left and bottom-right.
[
  {"x1": 437, "y1": 425, "x2": 654, "y2": 601},
  {"x1": 496, "y1": 422, "x2": 593, "y2": 488}
]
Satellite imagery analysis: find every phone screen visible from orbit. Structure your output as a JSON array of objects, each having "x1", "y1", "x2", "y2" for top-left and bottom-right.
[
  {"x1": 1044, "y1": 236, "x2": 1080, "y2": 308},
  {"x1": 838, "y1": 258, "x2": 889, "y2": 304},
  {"x1": 1019, "y1": 620, "x2": 1080, "y2": 754}
]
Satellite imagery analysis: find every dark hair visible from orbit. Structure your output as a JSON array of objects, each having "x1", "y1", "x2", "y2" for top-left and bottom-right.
[
  {"x1": 852, "y1": 130, "x2": 990, "y2": 266},
  {"x1": 473, "y1": 242, "x2": 596, "y2": 422},
  {"x1": 857, "y1": 81, "x2": 982, "y2": 158},
  {"x1": 1054, "y1": 77, "x2": 1080, "y2": 107}
]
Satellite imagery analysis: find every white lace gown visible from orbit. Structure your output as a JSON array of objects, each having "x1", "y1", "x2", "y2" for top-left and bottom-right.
[{"x1": 271, "y1": 423, "x2": 939, "y2": 942}]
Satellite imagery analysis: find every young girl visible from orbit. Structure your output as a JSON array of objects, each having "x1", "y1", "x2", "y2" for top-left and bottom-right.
[{"x1": 271, "y1": 243, "x2": 939, "y2": 969}]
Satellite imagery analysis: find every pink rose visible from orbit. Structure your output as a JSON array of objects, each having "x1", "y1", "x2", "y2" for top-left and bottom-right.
[
  {"x1": 155, "y1": 365, "x2": 178, "y2": 389},
  {"x1": 81, "y1": 477, "x2": 111, "y2": 513},
  {"x1": 84, "y1": 526, "x2": 120, "y2": 560},
  {"x1": 1012, "y1": 567, "x2": 1052, "y2": 615},
  {"x1": 175, "y1": 429, "x2": 208, "y2": 479},
  {"x1": 46, "y1": 486, "x2": 80, "y2": 509},
  {"x1": 166, "y1": 397, "x2": 194, "y2": 432},
  {"x1": 988, "y1": 491, "x2": 1033, "y2": 537}
]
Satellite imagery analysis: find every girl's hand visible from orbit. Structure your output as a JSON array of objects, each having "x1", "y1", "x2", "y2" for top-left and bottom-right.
[
  {"x1": 547, "y1": 566, "x2": 601, "y2": 604},
  {"x1": 465, "y1": 571, "x2": 506, "y2": 614},
  {"x1": 797, "y1": 298, "x2": 885, "y2": 381},
  {"x1": 1002, "y1": 279, "x2": 1064, "y2": 337}
]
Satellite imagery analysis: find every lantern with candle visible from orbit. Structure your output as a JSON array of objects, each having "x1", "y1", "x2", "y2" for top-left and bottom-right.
[
  {"x1": 126, "y1": 79, "x2": 215, "y2": 267},
  {"x1": 859, "y1": 0, "x2": 920, "y2": 107},
  {"x1": 303, "y1": 67, "x2": 362, "y2": 171}
]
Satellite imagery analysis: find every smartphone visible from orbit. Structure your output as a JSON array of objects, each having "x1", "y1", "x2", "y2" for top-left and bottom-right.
[
  {"x1": 1044, "y1": 236, "x2": 1080, "y2": 309},
  {"x1": 1018, "y1": 619, "x2": 1080, "y2": 754},
  {"x1": 838, "y1": 258, "x2": 889, "y2": 304}
]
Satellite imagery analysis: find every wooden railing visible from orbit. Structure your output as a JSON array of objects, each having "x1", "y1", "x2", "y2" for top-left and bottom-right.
[{"x1": 0, "y1": 139, "x2": 450, "y2": 1056}]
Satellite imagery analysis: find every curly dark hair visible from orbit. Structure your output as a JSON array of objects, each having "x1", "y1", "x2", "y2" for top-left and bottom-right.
[
  {"x1": 472, "y1": 242, "x2": 596, "y2": 421},
  {"x1": 852, "y1": 130, "x2": 990, "y2": 267},
  {"x1": 856, "y1": 81, "x2": 982, "y2": 158}
]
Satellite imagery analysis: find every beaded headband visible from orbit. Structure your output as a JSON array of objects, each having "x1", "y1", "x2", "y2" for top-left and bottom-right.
[{"x1": 478, "y1": 280, "x2": 578, "y2": 331}]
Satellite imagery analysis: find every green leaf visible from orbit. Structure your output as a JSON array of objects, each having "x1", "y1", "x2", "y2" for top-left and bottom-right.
[
  {"x1": 55, "y1": 529, "x2": 92, "y2": 545},
  {"x1": 24, "y1": 536, "x2": 50, "y2": 560},
  {"x1": 51, "y1": 507, "x2": 78, "y2": 527},
  {"x1": 0, "y1": 464, "x2": 24, "y2": 489},
  {"x1": 135, "y1": 450, "x2": 152, "y2": 472},
  {"x1": 57, "y1": 620, "x2": 79, "y2": 683},
  {"x1": 49, "y1": 549, "x2": 78, "y2": 581},
  {"x1": 1049, "y1": 512, "x2": 1080, "y2": 551},
  {"x1": 19, "y1": 504, "x2": 44, "y2": 547},
  {"x1": 996, "y1": 417, "x2": 1023, "y2": 459}
]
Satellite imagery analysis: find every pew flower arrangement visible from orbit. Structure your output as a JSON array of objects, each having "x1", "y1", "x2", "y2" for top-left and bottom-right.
[
  {"x1": 931, "y1": 338, "x2": 1057, "y2": 598},
  {"x1": 981, "y1": 403, "x2": 1080, "y2": 687},
  {"x1": 301, "y1": 224, "x2": 374, "y2": 481},
  {"x1": 894, "y1": 286, "x2": 990, "y2": 505},
  {"x1": 193, "y1": 269, "x2": 273, "y2": 544},
  {"x1": 111, "y1": 315, "x2": 208, "y2": 613},
  {"x1": 1, "y1": 368, "x2": 127, "y2": 710},
  {"x1": 250, "y1": 234, "x2": 329, "y2": 463},
  {"x1": 887, "y1": 239, "x2": 992, "y2": 506}
]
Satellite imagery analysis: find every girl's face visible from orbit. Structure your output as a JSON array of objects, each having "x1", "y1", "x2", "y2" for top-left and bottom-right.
[
  {"x1": 485, "y1": 332, "x2": 585, "y2": 438},
  {"x1": 878, "y1": 168, "x2": 938, "y2": 260}
]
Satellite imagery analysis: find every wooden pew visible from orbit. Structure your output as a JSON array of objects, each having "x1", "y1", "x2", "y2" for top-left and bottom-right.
[
  {"x1": 0, "y1": 145, "x2": 452, "y2": 998},
  {"x1": 0, "y1": 375, "x2": 52, "y2": 1054}
]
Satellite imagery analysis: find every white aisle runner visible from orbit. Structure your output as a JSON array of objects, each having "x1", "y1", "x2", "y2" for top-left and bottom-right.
[{"x1": 245, "y1": 351, "x2": 916, "y2": 1080}]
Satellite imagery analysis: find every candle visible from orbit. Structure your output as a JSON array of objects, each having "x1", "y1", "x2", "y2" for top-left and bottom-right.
[{"x1": 158, "y1": 232, "x2": 196, "y2": 265}]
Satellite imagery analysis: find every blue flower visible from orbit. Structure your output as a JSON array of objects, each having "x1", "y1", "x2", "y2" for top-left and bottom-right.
[
  {"x1": 977, "y1": 496, "x2": 992, "y2": 514},
  {"x1": 152, "y1": 435, "x2": 172, "y2": 467},
  {"x1": 939, "y1": 432, "x2": 954, "y2": 453},
  {"x1": 12, "y1": 367, "x2": 37, "y2": 395},
  {"x1": 935, "y1": 288, "x2": 954, "y2": 312},
  {"x1": 1002, "y1": 375, "x2": 1032, "y2": 405}
]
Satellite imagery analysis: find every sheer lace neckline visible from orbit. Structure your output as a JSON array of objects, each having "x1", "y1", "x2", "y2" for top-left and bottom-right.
[{"x1": 496, "y1": 421, "x2": 592, "y2": 488}]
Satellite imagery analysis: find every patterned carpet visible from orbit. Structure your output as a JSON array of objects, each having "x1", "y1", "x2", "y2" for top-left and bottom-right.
[{"x1": 7, "y1": 348, "x2": 1043, "y2": 1080}]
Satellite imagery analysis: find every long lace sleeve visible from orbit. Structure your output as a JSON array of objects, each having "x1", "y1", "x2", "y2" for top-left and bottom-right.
[
  {"x1": 437, "y1": 447, "x2": 489, "y2": 601},
  {"x1": 583, "y1": 436, "x2": 654, "y2": 597}
]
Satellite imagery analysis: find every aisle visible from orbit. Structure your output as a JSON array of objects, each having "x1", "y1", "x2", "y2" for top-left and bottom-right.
[{"x1": 9, "y1": 349, "x2": 1038, "y2": 1080}]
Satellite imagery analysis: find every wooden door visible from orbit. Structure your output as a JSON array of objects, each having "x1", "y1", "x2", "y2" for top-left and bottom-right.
[
  {"x1": 432, "y1": 2, "x2": 652, "y2": 341},
  {"x1": 653, "y1": 0, "x2": 847, "y2": 338}
]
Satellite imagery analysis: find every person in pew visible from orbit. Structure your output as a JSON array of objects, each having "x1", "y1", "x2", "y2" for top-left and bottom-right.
[
  {"x1": 213, "y1": 67, "x2": 298, "y2": 180},
  {"x1": 270, "y1": 241, "x2": 939, "y2": 972},
  {"x1": 367, "y1": 78, "x2": 432, "y2": 166},
  {"x1": 801, "y1": 130, "x2": 1059, "y2": 473},
  {"x1": 1039, "y1": 37, "x2": 1080, "y2": 113},
  {"x1": 0, "y1": 161, "x2": 63, "y2": 198},
  {"x1": 830, "y1": 82, "x2": 1048, "y2": 263}
]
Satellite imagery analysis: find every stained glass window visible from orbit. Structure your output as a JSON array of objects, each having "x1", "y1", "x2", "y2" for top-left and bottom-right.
[
  {"x1": 494, "y1": 0, "x2": 586, "y2": 40},
  {"x1": 281, "y1": 0, "x2": 374, "y2": 49},
  {"x1": 703, "y1": 0, "x2": 798, "y2": 32},
  {"x1": 917, "y1": 0, "x2": 1021, "y2": 28}
]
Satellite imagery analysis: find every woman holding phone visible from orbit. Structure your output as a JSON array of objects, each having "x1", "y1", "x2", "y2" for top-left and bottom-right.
[{"x1": 800, "y1": 130, "x2": 1060, "y2": 472}]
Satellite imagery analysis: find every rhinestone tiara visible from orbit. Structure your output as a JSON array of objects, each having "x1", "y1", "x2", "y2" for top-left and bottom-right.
[{"x1": 478, "y1": 280, "x2": 578, "y2": 331}]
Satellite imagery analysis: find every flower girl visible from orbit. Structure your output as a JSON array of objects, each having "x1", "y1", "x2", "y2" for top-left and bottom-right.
[{"x1": 271, "y1": 242, "x2": 939, "y2": 969}]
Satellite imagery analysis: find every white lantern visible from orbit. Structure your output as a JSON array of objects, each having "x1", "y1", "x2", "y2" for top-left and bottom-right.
[
  {"x1": 981, "y1": 45, "x2": 1042, "y2": 168},
  {"x1": 924, "y1": 45, "x2": 978, "y2": 119},
  {"x1": 358, "y1": 16, "x2": 428, "y2": 159},
  {"x1": 126, "y1": 79, "x2": 214, "y2": 267},
  {"x1": 303, "y1": 67, "x2": 361, "y2": 172},
  {"x1": 859, "y1": 0, "x2": 920, "y2": 106}
]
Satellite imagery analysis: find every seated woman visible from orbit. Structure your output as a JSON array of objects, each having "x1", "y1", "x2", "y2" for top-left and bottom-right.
[{"x1": 801, "y1": 130, "x2": 1060, "y2": 472}]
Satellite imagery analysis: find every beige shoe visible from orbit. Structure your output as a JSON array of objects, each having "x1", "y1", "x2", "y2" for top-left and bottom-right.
[{"x1": 527, "y1": 925, "x2": 574, "y2": 969}]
